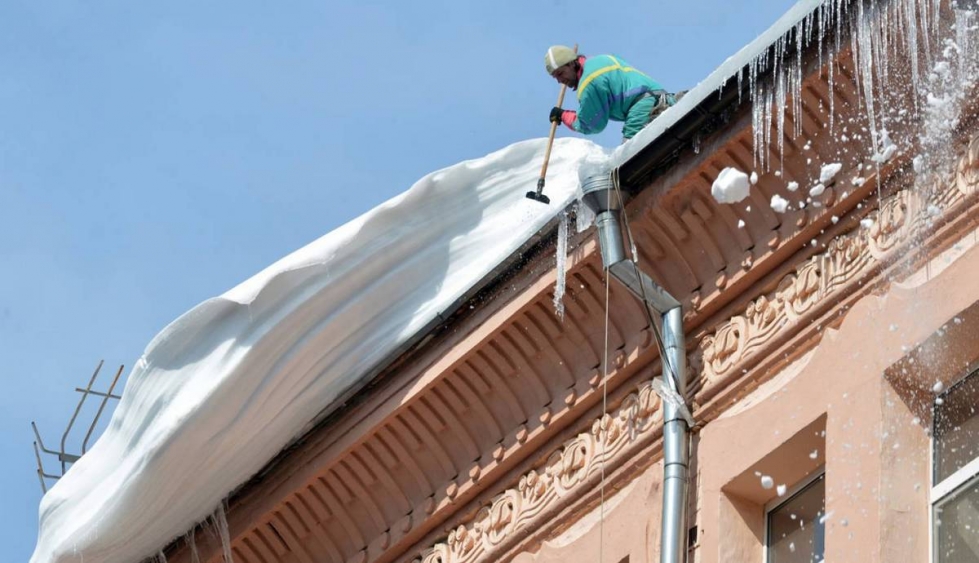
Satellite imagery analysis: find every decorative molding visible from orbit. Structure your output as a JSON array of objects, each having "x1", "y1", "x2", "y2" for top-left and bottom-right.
[
  {"x1": 407, "y1": 135, "x2": 979, "y2": 563},
  {"x1": 412, "y1": 382, "x2": 663, "y2": 563},
  {"x1": 958, "y1": 134, "x2": 979, "y2": 196},
  {"x1": 699, "y1": 132, "x2": 979, "y2": 390},
  {"x1": 407, "y1": 133, "x2": 979, "y2": 563}
]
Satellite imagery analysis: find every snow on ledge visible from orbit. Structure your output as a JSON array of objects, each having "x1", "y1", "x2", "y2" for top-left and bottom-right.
[{"x1": 31, "y1": 137, "x2": 607, "y2": 563}]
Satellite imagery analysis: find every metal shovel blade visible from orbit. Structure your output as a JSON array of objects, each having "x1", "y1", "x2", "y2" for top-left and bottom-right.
[{"x1": 526, "y1": 178, "x2": 551, "y2": 204}]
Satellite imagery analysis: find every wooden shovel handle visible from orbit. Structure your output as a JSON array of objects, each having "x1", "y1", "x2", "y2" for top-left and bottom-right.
[{"x1": 538, "y1": 44, "x2": 578, "y2": 185}]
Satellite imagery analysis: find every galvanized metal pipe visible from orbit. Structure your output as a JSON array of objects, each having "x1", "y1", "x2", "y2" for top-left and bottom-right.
[
  {"x1": 580, "y1": 170, "x2": 689, "y2": 563},
  {"x1": 595, "y1": 211, "x2": 626, "y2": 269},
  {"x1": 659, "y1": 306, "x2": 688, "y2": 563}
]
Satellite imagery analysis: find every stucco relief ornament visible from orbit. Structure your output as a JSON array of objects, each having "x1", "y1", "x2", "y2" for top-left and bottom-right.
[
  {"x1": 957, "y1": 134, "x2": 979, "y2": 195},
  {"x1": 616, "y1": 385, "x2": 661, "y2": 440},
  {"x1": 742, "y1": 294, "x2": 785, "y2": 352},
  {"x1": 778, "y1": 261, "x2": 822, "y2": 319},
  {"x1": 700, "y1": 292, "x2": 786, "y2": 382},
  {"x1": 416, "y1": 382, "x2": 663, "y2": 563},
  {"x1": 823, "y1": 235, "x2": 871, "y2": 291},
  {"x1": 593, "y1": 413, "x2": 622, "y2": 446},
  {"x1": 545, "y1": 434, "x2": 594, "y2": 492},
  {"x1": 517, "y1": 469, "x2": 548, "y2": 504},
  {"x1": 477, "y1": 491, "x2": 521, "y2": 546},
  {"x1": 417, "y1": 544, "x2": 451, "y2": 563},
  {"x1": 700, "y1": 317, "x2": 746, "y2": 382},
  {"x1": 868, "y1": 192, "x2": 910, "y2": 256},
  {"x1": 447, "y1": 523, "x2": 482, "y2": 562}
]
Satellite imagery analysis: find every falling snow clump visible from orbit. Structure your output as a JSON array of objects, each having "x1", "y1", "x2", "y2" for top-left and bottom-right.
[
  {"x1": 770, "y1": 194, "x2": 790, "y2": 213},
  {"x1": 760, "y1": 475, "x2": 775, "y2": 489},
  {"x1": 872, "y1": 129, "x2": 898, "y2": 163},
  {"x1": 712, "y1": 167, "x2": 751, "y2": 203},
  {"x1": 819, "y1": 162, "x2": 843, "y2": 184}
]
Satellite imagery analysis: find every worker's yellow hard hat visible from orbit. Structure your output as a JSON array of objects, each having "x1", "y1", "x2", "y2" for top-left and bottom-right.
[{"x1": 544, "y1": 45, "x2": 577, "y2": 75}]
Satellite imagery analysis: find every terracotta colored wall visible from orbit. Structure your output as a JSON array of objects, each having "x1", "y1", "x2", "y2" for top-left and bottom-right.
[
  {"x1": 510, "y1": 229, "x2": 979, "y2": 563},
  {"x1": 696, "y1": 231, "x2": 979, "y2": 563},
  {"x1": 511, "y1": 462, "x2": 663, "y2": 563}
]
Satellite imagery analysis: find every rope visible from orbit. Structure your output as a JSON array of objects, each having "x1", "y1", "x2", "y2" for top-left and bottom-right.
[{"x1": 598, "y1": 165, "x2": 612, "y2": 563}]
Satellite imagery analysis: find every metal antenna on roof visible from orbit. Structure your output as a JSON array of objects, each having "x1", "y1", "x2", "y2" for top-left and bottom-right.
[{"x1": 32, "y1": 360, "x2": 124, "y2": 493}]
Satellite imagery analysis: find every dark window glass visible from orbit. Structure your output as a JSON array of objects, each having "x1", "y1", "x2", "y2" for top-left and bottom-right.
[
  {"x1": 767, "y1": 475, "x2": 825, "y2": 563},
  {"x1": 935, "y1": 478, "x2": 979, "y2": 562},
  {"x1": 934, "y1": 371, "x2": 979, "y2": 485}
]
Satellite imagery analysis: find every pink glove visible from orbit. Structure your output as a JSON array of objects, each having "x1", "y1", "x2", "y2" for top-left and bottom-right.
[{"x1": 561, "y1": 110, "x2": 577, "y2": 131}]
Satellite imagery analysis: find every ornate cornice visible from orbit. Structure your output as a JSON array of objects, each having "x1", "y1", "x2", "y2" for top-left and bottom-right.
[
  {"x1": 698, "y1": 133, "x2": 979, "y2": 400},
  {"x1": 413, "y1": 381, "x2": 662, "y2": 563},
  {"x1": 408, "y1": 131, "x2": 979, "y2": 563}
]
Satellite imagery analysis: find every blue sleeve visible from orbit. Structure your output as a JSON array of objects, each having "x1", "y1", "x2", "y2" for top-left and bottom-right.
[{"x1": 572, "y1": 80, "x2": 610, "y2": 135}]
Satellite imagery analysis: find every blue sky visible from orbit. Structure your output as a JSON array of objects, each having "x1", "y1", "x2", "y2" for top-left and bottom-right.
[{"x1": 0, "y1": 1, "x2": 796, "y2": 559}]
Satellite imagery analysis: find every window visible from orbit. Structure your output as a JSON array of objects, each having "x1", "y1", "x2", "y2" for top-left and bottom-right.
[
  {"x1": 933, "y1": 369, "x2": 979, "y2": 563},
  {"x1": 766, "y1": 473, "x2": 825, "y2": 563}
]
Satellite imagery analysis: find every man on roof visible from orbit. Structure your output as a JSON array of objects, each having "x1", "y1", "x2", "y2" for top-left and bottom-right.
[{"x1": 545, "y1": 45, "x2": 684, "y2": 141}]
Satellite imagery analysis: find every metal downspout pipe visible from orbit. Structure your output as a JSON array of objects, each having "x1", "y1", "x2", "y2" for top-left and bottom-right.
[
  {"x1": 660, "y1": 305, "x2": 688, "y2": 563},
  {"x1": 580, "y1": 171, "x2": 689, "y2": 563}
]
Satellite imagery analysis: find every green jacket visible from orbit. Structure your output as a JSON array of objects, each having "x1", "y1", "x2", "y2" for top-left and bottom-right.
[{"x1": 572, "y1": 55, "x2": 665, "y2": 139}]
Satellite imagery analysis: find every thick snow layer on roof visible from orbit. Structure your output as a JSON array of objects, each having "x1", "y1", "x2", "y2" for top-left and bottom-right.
[
  {"x1": 31, "y1": 137, "x2": 606, "y2": 563},
  {"x1": 609, "y1": 0, "x2": 824, "y2": 169}
]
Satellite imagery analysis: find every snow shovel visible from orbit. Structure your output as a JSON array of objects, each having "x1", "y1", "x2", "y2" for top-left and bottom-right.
[{"x1": 527, "y1": 45, "x2": 577, "y2": 205}]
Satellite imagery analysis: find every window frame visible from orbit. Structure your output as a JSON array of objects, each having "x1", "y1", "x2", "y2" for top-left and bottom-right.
[
  {"x1": 763, "y1": 468, "x2": 826, "y2": 563},
  {"x1": 930, "y1": 368, "x2": 979, "y2": 563}
]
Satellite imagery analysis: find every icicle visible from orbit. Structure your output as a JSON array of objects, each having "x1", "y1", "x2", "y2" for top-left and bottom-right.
[
  {"x1": 880, "y1": 4, "x2": 890, "y2": 90},
  {"x1": 157, "y1": 551, "x2": 168, "y2": 563},
  {"x1": 933, "y1": 0, "x2": 943, "y2": 40},
  {"x1": 850, "y1": 2, "x2": 863, "y2": 110},
  {"x1": 765, "y1": 83, "x2": 774, "y2": 171},
  {"x1": 738, "y1": 65, "x2": 744, "y2": 105},
  {"x1": 836, "y1": 0, "x2": 844, "y2": 56},
  {"x1": 576, "y1": 198, "x2": 595, "y2": 234},
  {"x1": 871, "y1": 3, "x2": 889, "y2": 121},
  {"x1": 817, "y1": 3, "x2": 824, "y2": 65},
  {"x1": 751, "y1": 59, "x2": 761, "y2": 168},
  {"x1": 753, "y1": 81, "x2": 764, "y2": 169},
  {"x1": 212, "y1": 503, "x2": 235, "y2": 563},
  {"x1": 829, "y1": 51, "x2": 835, "y2": 135},
  {"x1": 920, "y1": 0, "x2": 933, "y2": 71},
  {"x1": 796, "y1": 16, "x2": 805, "y2": 139},
  {"x1": 776, "y1": 59, "x2": 787, "y2": 172},
  {"x1": 904, "y1": 0, "x2": 921, "y2": 113},
  {"x1": 856, "y1": 1, "x2": 879, "y2": 140},
  {"x1": 553, "y1": 211, "x2": 568, "y2": 320},
  {"x1": 187, "y1": 529, "x2": 201, "y2": 563}
]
